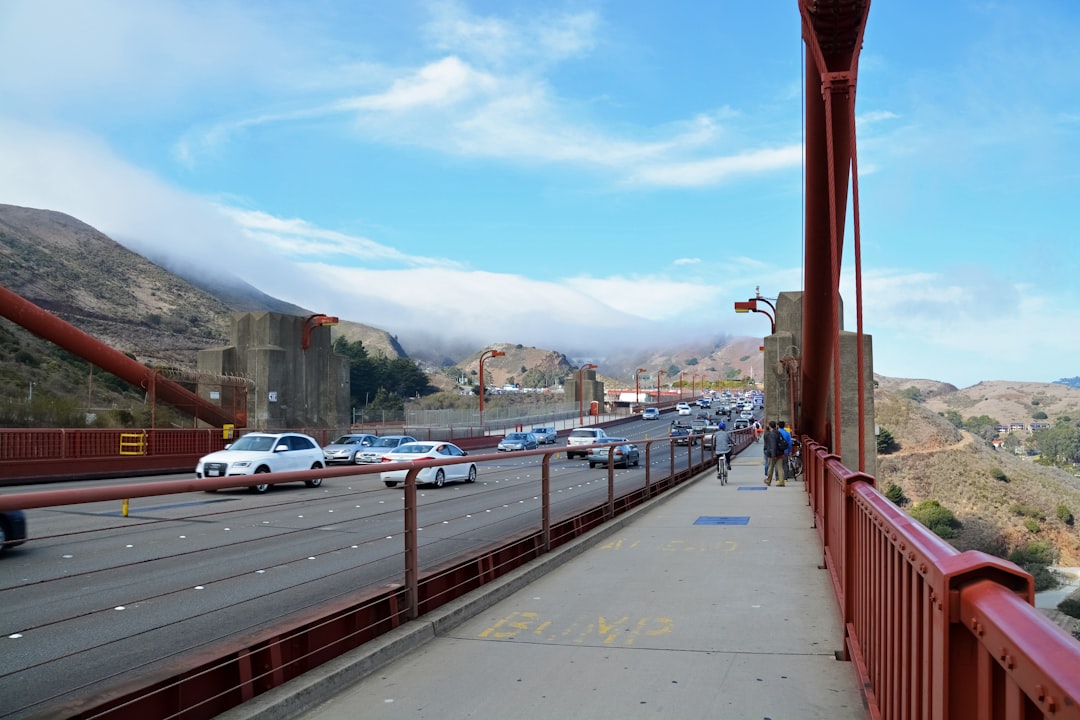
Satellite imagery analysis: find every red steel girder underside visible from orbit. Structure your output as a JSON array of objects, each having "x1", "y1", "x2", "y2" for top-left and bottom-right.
[
  {"x1": 798, "y1": 0, "x2": 870, "y2": 452},
  {"x1": 0, "y1": 284, "x2": 238, "y2": 428}
]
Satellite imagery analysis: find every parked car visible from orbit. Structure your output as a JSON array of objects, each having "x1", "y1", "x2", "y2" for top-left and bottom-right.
[
  {"x1": 322, "y1": 433, "x2": 378, "y2": 464},
  {"x1": 587, "y1": 438, "x2": 640, "y2": 469},
  {"x1": 531, "y1": 426, "x2": 558, "y2": 444},
  {"x1": 642, "y1": 407, "x2": 660, "y2": 420},
  {"x1": 676, "y1": 402, "x2": 692, "y2": 416},
  {"x1": 566, "y1": 427, "x2": 610, "y2": 459},
  {"x1": 354, "y1": 435, "x2": 417, "y2": 464},
  {"x1": 379, "y1": 442, "x2": 477, "y2": 488},
  {"x1": 498, "y1": 432, "x2": 539, "y2": 451},
  {"x1": 196, "y1": 432, "x2": 326, "y2": 493},
  {"x1": 0, "y1": 509, "x2": 28, "y2": 552}
]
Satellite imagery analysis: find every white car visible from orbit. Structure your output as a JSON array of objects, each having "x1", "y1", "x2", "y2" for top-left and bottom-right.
[
  {"x1": 565, "y1": 427, "x2": 609, "y2": 459},
  {"x1": 676, "y1": 402, "x2": 692, "y2": 415},
  {"x1": 196, "y1": 432, "x2": 326, "y2": 493},
  {"x1": 380, "y1": 441, "x2": 477, "y2": 488}
]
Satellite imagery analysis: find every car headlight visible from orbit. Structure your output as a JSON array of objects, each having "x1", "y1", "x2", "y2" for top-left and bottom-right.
[{"x1": 233, "y1": 461, "x2": 252, "y2": 468}]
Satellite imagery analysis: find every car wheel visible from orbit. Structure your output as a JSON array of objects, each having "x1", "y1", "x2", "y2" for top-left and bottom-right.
[
  {"x1": 434, "y1": 469, "x2": 445, "y2": 488},
  {"x1": 466, "y1": 465, "x2": 477, "y2": 483},
  {"x1": 588, "y1": 462, "x2": 596, "y2": 469},
  {"x1": 305, "y1": 463, "x2": 323, "y2": 488},
  {"x1": 384, "y1": 481, "x2": 398, "y2": 488},
  {"x1": 0, "y1": 522, "x2": 7, "y2": 549},
  {"x1": 249, "y1": 467, "x2": 271, "y2": 493}
]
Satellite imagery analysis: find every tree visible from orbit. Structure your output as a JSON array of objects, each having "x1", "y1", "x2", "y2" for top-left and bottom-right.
[
  {"x1": 964, "y1": 414, "x2": 999, "y2": 442},
  {"x1": 1032, "y1": 424, "x2": 1080, "y2": 467},
  {"x1": 333, "y1": 337, "x2": 435, "y2": 408},
  {"x1": 1032, "y1": 410, "x2": 1048, "y2": 420}
]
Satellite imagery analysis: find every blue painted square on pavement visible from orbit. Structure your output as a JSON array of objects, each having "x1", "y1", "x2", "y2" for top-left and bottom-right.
[
  {"x1": 738, "y1": 487, "x2": 768, "y2": 491},
  {"x1": 694, "y1": 516, "x2": 750, "y2": 526}
]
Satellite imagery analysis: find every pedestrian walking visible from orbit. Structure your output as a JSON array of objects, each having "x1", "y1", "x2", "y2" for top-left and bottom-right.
[{"x1": 763, "y1": 421, "x2": 786, "y2": 486}]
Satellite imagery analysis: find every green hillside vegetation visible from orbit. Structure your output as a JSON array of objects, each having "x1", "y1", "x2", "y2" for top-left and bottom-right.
[{"x1": 874, "y1": 387, "x2": 1080, "y2": 578}]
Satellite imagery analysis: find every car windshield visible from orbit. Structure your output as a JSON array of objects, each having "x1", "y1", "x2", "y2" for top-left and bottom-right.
[
  {"x1": 394, "y1": 443, "x2": 434, "y2": 455},
  {"x1": 372, "y1": 437, "x2": 403, "y2": 448},
  {"x1": 505, "y1": 434, "x2": 525, "y2": 441},
  {"x1": 229, "y1": 435, "x2": 278, "y2": 452},
  {"x1": 332, "y1": 436, "x2": 365, "y2": 445}
]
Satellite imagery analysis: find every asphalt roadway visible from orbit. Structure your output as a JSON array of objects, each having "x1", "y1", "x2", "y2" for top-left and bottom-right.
[{"x1": 220, "y1": 448, "x2": 868, "y2": 720}]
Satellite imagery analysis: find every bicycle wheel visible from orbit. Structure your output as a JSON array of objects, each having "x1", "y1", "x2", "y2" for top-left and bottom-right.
[{"x1": 717, "y1": 458, "x2": 728, "y2": 485}]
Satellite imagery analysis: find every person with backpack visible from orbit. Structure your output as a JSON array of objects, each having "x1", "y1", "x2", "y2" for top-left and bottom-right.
[
  {"x1": 777, "y1": 420, "x2": 794, "y2": 479},
  {"x1": 764, "y1": 421, "x2": 786, "y2": 486}
]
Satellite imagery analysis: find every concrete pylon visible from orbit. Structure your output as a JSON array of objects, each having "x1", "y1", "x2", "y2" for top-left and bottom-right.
[
  {"x1": 198, "y1": 312, "x2": 350, "y2": 430},
  {"x1": 764, "y1": 291, "x2": 875, "y2": 475}
]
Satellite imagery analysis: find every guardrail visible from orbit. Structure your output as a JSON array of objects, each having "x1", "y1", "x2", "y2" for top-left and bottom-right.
[
  {"x1": 0, "y1": 417, "x2": 645, "y2": 484},
  {"x1": 0, "y1": 432, "x2": 755, "y2": 719},
  {"x1": 802, "y1": 437, "x2": 1080, "y2": 720}
]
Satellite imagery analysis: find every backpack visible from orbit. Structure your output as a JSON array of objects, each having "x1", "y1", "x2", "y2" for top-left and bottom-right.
[{"x1": 776, "y1": 432, "x2": 789, "y2": 454}]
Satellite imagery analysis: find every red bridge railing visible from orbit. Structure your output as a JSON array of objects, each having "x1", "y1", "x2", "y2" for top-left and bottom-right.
[{"x1": 803, "y1": 437, "x2": 1080, "y2": 720}]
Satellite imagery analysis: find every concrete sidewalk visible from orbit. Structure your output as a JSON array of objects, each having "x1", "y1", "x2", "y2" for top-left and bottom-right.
[{"x1": 224, "y1": 454, "x2": 868, "y2": 720}]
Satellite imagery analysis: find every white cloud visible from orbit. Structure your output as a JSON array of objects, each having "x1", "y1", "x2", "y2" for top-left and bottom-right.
[
  {"x1": 627, "y1": 145, "x2": 802, "y2": 187},
  {"x1": 424, "y1": 1, "x2": 598, "y2": 68}
]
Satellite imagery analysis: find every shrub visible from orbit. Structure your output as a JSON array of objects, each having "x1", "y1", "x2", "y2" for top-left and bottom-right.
[
  {"x1": 1057, "y1": 504, "x2": 1075, "y2": 526},
  {"x1": 1024, "y1": 518, "x2": 1040, "y2": 533},
  {"x1": 1010, "y1": 503, "x2": 1044, "y2": 520},
  {"x1": 989, "y1": 467, "x2": 1008, "y2": 482},
  {"x1": 877, "y1": 428, "x2": 899, "y2": 454},
  {"x1": 883, "y1": 482, "x2": 905, "y2": 505},
  {"x1": 1059, "y1": 597, "x2": 1080, "y2": 620},
  {"x1": 900, "y1": 387, "x2": 924, "y2": 402},
  {"x1": 1009, "y1": 541, "x2": 1059, "y2": 592},
  {"x1": 942, "y1": 409, "x2": 964, "y2": 427},
  {"x1": 909, "y1": 500, "x2": 961, "y2": 539},
  {"x1": 1032, "y1": 410, "x2": 1048, "y2": 420},
  {"x1": 14, "y1": 349, "x2": 39, "y2": 366}
]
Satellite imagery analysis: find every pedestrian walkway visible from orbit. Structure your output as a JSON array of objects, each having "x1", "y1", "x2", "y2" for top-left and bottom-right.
[{"x1": 223, "y1": 454, "x2": 868, "y2": 720}]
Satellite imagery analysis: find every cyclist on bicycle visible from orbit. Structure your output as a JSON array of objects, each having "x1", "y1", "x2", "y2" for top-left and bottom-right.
[{"x1": 713, "y1": 422, "x2": 732, "y2": 473}]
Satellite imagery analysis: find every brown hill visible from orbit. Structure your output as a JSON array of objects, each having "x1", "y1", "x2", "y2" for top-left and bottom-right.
[{"x1": 874, "y1": 383, "x2": 1080, "y2": 566}]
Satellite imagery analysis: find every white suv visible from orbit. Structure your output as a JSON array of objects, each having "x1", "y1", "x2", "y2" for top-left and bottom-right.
[
  {"x1": 566, "y1": 427, "x2": 609, "y2": 459},
  {"x1": 676, "y1": 402, "x2": 691, "y2": 415}
]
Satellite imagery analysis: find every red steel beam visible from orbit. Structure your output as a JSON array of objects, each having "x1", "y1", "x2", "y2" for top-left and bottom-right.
[
  {"x1": 798, "y1": 0, "x2": 870, "y2": 444},
  {"x1": 0, "y1": 284, "x2": 238, "y2": 428}
]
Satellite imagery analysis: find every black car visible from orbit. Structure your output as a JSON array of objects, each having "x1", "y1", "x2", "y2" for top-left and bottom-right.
[{"x1": 1, "y1": 509, "x2": 28, "y2": 552}]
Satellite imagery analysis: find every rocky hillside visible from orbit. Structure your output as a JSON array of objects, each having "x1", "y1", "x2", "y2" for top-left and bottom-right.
[{"x1": 874, "y1": 382, "x2": 1080, "y2": 566}]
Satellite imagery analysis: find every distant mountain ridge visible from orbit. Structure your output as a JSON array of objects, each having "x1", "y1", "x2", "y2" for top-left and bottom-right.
[{"x1": 0, "y1": 204, "x2": 404, "y2": 367}]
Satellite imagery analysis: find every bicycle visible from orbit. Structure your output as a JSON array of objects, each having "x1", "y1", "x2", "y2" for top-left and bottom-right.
[
  {"x1": 785, "y1": 443, "x2": 803, "y2": 480},
  {"x1": 716, "y1": 452, "x2": 730, "y2": 485}
]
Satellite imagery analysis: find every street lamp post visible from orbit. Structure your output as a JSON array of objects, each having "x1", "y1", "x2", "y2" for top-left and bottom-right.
[
  {"x1": 734, "y1": 288, "x2": 777, "y2": 334},
  {"x1": 578, "y1": 363, "x2": 598, "y2": 426},
  {"x1": 692, "y1": 373, "x2": 699, "y2": 399},
  {"x1": 656, "y1": 369, "x2": 666, "y2": 407},
  {"x1": 679, "y1": 372, "x2": 684, "y2": 401},
  {"x1": 478, "y1": 349, "x2": 505, "y2": 428},
  {"x1": 635, "y1": 367, "x2": 647, "y2": 408}
]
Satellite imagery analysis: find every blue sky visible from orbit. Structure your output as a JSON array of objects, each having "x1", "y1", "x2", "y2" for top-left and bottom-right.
[{"x1": 1, "y1": 0, "x2": 1078, "y2": 388}]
